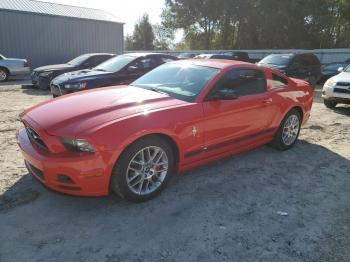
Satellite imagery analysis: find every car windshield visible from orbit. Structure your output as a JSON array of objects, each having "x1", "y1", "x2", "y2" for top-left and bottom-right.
[
  {"x1": 324, "y1": 63, "x2": 345, "y2": 71},
  {"x1": 94, "y1": 55, "x2": 135, "y2": 72},
  {"x1": 67, "y1": 54, "x2": 91, "y2": 66},
  {"x1": 344, "y1": 65, "x2": 350, "y2": 73},
  {"x1": 260, "y1": 54, "x2": 292, "y2": 66},
  {"x1": 131, "y1": 63, "x2": 219, "y2": 102}
]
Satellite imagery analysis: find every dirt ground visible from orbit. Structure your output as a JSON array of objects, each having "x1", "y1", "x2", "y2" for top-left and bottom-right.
[{"x1": 0, "y1": 83, "x2": 349, "y2": 262}]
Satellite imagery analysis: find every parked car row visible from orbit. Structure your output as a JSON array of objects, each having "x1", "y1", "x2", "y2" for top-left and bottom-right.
[
  {"x1": 31, "y1": 53, "x2": 115, "y2": 90},
  {"x1": 50, "y1": 53, "x2": 178, "y2": 97}
]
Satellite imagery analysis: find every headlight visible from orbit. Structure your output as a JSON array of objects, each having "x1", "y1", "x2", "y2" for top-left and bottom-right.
[
  {"x1": 60, "y1": 137, "x2": 94, "y2": 153},
  {"x1": 324, "y1": 79, "x2": 336, "y2": 88},
  {"x1": 39, "y1": 71, "x2": 52, "y2": 77},
  {"x1": 64, "y1": 82, "x2": 87, "y2": 89}
]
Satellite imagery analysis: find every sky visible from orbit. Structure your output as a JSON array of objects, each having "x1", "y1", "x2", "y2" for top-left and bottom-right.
[{"x1": 43, "y1": 0, "x2": 179, "y2": 39}]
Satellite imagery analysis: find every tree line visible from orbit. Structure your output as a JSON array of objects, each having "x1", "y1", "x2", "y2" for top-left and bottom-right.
[{"x1": 125, "y1": 0, "x2": 350, "y2": 50}]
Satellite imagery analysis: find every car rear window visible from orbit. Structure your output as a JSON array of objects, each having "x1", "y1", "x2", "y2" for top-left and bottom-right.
[{"x1": 260, "y1": 54, "x2": 292, "y2": 66}]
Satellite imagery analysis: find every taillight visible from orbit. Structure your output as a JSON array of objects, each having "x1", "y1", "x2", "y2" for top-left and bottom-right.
[{"x1": 24, "y1": 59, "x2": 28, "y2": 67}]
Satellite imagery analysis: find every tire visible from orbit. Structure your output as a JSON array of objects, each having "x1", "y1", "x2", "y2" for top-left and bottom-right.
[
  {"x1": 0, "y1": 68, "x2": 9, "y2": 82},
  {"x1": 270, "y1": 109, "x2": 301, "y2": 151},
  {"x1": 323, "y1": 99, "x2": 337, "y2": 109},
  {"x1": 110, "y1": 135, "x2": 175, "y2": 202}
]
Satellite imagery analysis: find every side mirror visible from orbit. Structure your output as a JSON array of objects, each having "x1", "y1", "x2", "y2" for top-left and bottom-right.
[
  {"x1": 127, "y1": 65, "x2": 138, "y2": 72},
  {"x1": 338, "y1": 67, "x2": 344, "y2": 72},
  {"x1": 211, "y1": 88, "x2": 239, "y2": 100}
]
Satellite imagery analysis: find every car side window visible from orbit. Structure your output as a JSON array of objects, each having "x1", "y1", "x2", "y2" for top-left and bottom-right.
[
  {"x1": 132, "y1": 57, "x2": 157, "y2": 70},
  {"x1": 213, "y1": 69, "x2": 267, "y2": 97},
  {"x1": 272, "y1": 73, "x2": 288, "y2": 88},
  {"x1": 90, "y1": 55, "x2": 112, "y2": 67},
  {"x1": 159, "y1": 56, "x2": 177, "y2": 63}
]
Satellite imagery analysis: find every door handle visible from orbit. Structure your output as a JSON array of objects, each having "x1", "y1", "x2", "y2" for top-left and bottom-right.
[{"x1": 262, "y1": 98, "x2": 273, "y2": 104}]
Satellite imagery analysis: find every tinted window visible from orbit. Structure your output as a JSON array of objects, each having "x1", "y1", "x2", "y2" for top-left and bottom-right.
[
  {"x1": 272, "y1": 73, "x2": 288, "y2": 88},
  {"x1": 324, "y1": 63, "x2": 346, "y2": 71},
  {"x1": 67, "y1": 54, "x2": 91, "y2": 66},
  {"x1": 132, "y1": 63, "x2": 219, "y2": 102},
  {"x1": 131, "y1": 57, "x2": 157, "y2": 70},
  {"x1": 211, "y1": 54, "x2": 232, "y2": 60},
  {"x1": 260, "y1": 54, "x2": 293, "y2": 66},
  {"x1": 159, "y1": 56, "x2": 177, "y2": 63},
  {"x1": 214, "y1": 69, "x2": 266, "y2": 97},
  {"x1": 94, "y1": 55, "x2": 135, "y2": 72},
  {"x1": 88, "y1": 55, "x2": 113, "y2": 67}
]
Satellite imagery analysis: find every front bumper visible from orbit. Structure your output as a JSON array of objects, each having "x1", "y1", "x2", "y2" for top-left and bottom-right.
[
  {"x1": 17, "y1": 128, "x2": 111, "y2": 196},
  {"x1": 322, "y1": 84, "x2": 350, "y2": 103},
  {"x1": 31, "y1": 72, "x2": 51, "y2": 89},
  {"x1": 50, "y1": 83, "x2": 78, "y2": 97}
]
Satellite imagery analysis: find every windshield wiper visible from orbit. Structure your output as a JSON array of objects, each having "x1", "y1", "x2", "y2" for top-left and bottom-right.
[
  {"x1": 150, "y1": 87, "x2": 168, "y2": 95},
  {"x1": 95, "y1": 68, "x2": 106, "y2": 71}
]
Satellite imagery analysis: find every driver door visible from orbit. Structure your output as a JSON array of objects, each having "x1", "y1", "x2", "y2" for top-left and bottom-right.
[{"x1": 201, "y1": 68, "x2": 276, "y2": 157}]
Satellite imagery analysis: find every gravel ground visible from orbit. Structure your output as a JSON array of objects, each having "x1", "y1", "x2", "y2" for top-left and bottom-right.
[{"x1": 0, "y1": 84, "x2": 349, "y2": 262}]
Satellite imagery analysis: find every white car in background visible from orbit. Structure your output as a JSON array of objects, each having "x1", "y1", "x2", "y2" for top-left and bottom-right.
[
  {"x1": 322, "y1": 65, "x2": 350, "y2": 108},
  {"x1": 0, "y1": 54, "x2": 30, "y2": 82}
]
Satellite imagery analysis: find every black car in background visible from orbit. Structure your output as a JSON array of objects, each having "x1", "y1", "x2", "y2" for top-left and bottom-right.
[
  {"x1": 177, "y1": 52, "x2": 198, "y2": 59},
  {"x1": 31, "y1": 53, "x2": 115, "y2": 90},
  {"x1": 194, "y1": 51, "x2": 250, "y2": 62},
  {"x1": 50, "y1": 53, "x2": 178, "y2": 97},
  {"x1": 318, "y1": 62, "x2": 350, "y2": 83},
  {"x1": 258, "y1": 53, "x2": 321, "y2": 87}
]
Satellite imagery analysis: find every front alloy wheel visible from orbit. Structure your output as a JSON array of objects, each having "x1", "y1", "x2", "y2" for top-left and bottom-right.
[
  {"x1": 111, "y1": 136, "x2": 174, "y2": 202},
  {"x1": 126, "y1": 146, "x2": 169, "y2": 195}
]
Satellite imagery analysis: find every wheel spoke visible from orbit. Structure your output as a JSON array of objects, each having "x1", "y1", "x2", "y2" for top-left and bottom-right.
[{"x1": 129, "y1": 177, "x2": 143, "y2": 188}]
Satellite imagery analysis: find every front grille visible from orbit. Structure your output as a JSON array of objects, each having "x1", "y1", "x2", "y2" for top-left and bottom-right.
[
  {"x1": 25, "y1": 126, "x2": 48, "y2": 150},
  {"x1": 334, "y1": 88, "x2": 350, "y2": 94},
  {"x1": 336, "y1": 82, "x2": 350, "y2": 87},
  {"x1": 25, "y1": 161, "x2": 45, "y2": 181}
]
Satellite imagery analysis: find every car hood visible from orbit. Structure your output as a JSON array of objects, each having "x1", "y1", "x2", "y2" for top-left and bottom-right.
[
  {"x1": 21, "y1": 86, "x2": 187, "y2": 136},
  {"x1": 53, "y1": 69, "x2": 112, "y2": 83},
  {"x1": 34, "y1": 64, "x2": 75, "y2": 72},
  {"x1": 329, "y1": 71, "x2": 350, "y2": 82}
]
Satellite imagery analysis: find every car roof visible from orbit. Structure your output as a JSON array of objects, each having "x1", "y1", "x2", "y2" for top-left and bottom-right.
[
  {"x1": 85, "y1": 53, "x2": 115, "y2": 56},
  {"x1": 171, "y1": 59, "x2": 253, "y2": 69},
  {"x1": 125, "y1": 53, "x2": 173, "y2": 58}
]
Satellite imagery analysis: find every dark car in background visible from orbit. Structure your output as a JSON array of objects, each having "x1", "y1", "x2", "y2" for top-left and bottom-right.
[
  {"x1": 50, "y1": 53, "x2": 178, "y2": 97},
  {"x1": 31, "y1": 53, "x2": 115, "y2": 90},
  {"x1": 177, "y1": 52, "x2": 198, "y2": 59},
  {"x1": 194, "y1": 51, "x2": 250, "y2": 62},
  {"x1": 318, "y1": 62, "x2": 350, "y2": 83},
  {"x1": 258, "y1": 53, "x2": 321, "y2": 87}
]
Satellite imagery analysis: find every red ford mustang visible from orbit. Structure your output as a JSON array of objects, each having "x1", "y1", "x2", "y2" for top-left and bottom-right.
[{"x1": 17, "y1": 60, "x2": 313, "y2": 202}]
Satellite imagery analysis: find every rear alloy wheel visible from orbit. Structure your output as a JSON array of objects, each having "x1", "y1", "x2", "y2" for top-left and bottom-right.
[
  {"x1": 270, "y1": 109, "x2": 301, "y2": 150},
  {"x1": 323, "y1": 99, "x2": 337, "y2": 109},
  {"x1": 0, "y1": 68, "x2": 9, "y2": 82},
  {"x1": 110, "y1": 136, "x2": 175, "y2": 202}
]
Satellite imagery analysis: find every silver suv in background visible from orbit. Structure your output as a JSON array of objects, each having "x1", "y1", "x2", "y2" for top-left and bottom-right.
[{"x1": 0, "y1": 54, "x2": 30, "y2": 82}]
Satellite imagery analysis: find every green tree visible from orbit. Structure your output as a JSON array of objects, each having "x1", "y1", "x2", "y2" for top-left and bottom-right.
[
  {"x1": 126, "y1": 14, "x2": 155, "y2": 50},
  {"x1": 161, "y1": 0, "x2": 350, "y2": 50}
]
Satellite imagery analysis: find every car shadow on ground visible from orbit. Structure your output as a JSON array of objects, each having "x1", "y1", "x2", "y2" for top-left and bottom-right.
[{"x1": 1, "y1": 140, "x2": 349, "y2": 261}]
